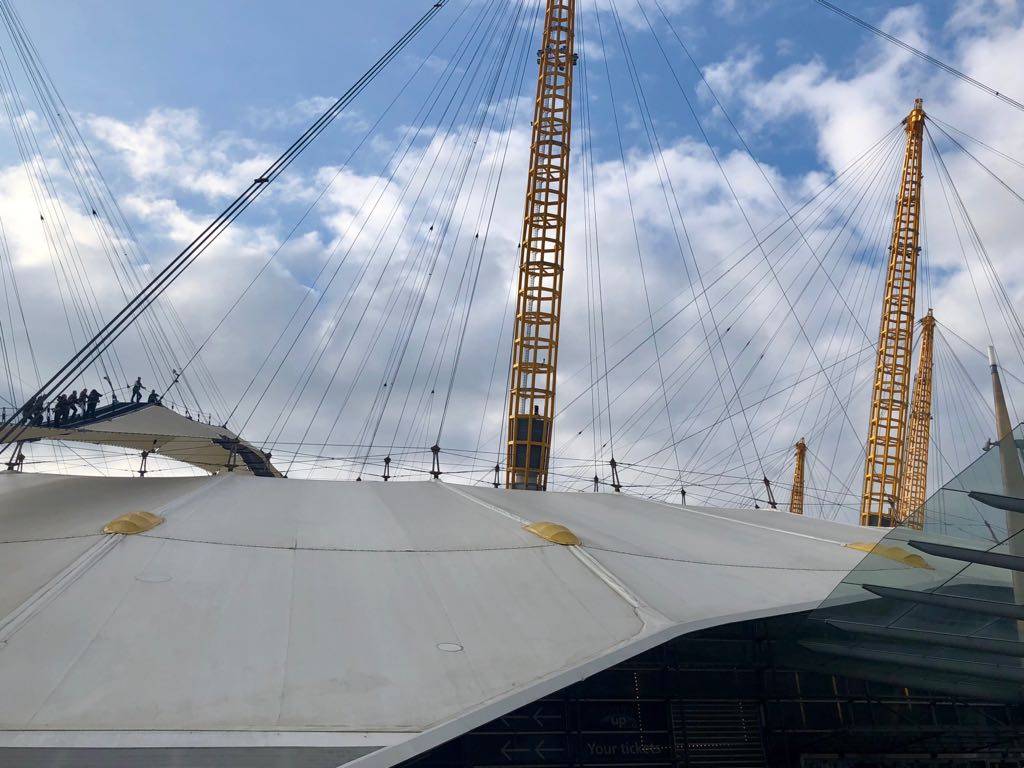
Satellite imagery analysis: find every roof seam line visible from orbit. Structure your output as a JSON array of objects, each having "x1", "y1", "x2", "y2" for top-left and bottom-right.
[
  {"x1": 434, "y1": 480, "x2": 531, "y2": 525},
  {"x1": 0, "y1": 533, "x2": 122, "y2": 645},
  {"x1": 647, "y1": 497, "x2": 851, "y2": 546}
]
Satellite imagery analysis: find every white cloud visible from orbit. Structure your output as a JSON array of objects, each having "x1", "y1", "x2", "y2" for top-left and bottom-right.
[{"x1": 4, "y1": 1, "x2": 1024, "y2": 526}]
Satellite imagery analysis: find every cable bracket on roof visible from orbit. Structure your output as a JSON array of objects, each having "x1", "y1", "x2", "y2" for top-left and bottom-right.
[
  {"x1": 763, "y1": 476, "x2": 778, "y2": 509},
  {"x1": 430, "y1": 444, "x2": 442, "y2": 479}
]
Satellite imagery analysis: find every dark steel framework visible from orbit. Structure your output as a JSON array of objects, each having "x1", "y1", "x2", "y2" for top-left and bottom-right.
[{"x1": 402, "y1": 615, "x2": 1024, "y2": 768}]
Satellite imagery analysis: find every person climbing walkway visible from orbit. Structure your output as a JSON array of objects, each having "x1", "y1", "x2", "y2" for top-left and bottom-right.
[
  {"x1": 53, "y1": 393, "x2": 68, "y2": 427},
  {"x1": 131, "y1": 377, "x2": 144, "y2": 403},
  {"x1": 20, "y1": 395, "x2": 36, "y2": 425},
  {"x1": 86, "y1": 388, "x2": 102, "y2": 418}
]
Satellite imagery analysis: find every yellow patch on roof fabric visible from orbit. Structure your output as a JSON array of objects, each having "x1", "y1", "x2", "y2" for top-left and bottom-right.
[
  {"x1": 845, "y1": 541, "x2": 932, "y2": 569},
  {"x1": 103, "y1": 511, "x2": 165, "y2": 535},
  {"x1": 523, "y1": 522, "x2": 581, "y2": 546}
]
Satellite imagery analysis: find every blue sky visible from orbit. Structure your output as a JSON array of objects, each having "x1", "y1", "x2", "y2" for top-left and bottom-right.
[
  {"x1": 13, "y1": 0, "x2": 956, "y2": 173},
  {"x1": 3, "y1": 0, "x2": 1024, "y2": 518}
]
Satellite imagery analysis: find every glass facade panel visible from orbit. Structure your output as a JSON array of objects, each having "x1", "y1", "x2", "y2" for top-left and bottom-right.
[{"x1": 802, "y1": 424, "x2": 1024, "y2": 702}]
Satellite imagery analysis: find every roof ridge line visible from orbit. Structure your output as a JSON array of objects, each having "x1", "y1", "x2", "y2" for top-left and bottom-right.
[
  {"x1": 647, "y1": 496, "x2": 851, "y2": 546},
  {"x1": 435, "y1": 482, "x2": 671, "y2": 629}
]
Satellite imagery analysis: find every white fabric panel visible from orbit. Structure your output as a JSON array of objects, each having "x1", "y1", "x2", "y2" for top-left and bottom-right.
[{"x1": 0, "y1": 472, "x2": 886, "y2": 764}]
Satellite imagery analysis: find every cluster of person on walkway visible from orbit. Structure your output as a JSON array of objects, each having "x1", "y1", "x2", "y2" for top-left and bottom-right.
[{"x1": 19, "y1": 377, "x2": 158, "y2": 427}]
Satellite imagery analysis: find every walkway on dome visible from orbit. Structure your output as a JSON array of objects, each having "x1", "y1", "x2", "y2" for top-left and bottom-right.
[{"x1": 5, "y1": 401, "x2": 281, "y2": 478}]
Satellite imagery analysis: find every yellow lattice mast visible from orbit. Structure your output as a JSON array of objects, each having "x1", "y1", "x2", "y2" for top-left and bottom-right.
[
  {"x1": 898, "y1": 309, "x2": 935, "y2": 529},
  {"x1": 860, "y1": 99, "x2": 926, "y2": 527},
  {"x1": 505, "y1": 0, "x2": 576, "y2": 490},
  {"x1": 789, "y1": 438, "x2": 807, "y2": 515}
]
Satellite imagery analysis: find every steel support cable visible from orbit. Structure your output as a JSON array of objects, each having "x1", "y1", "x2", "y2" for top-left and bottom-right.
[
  {"x1": 577, "y1": 10, "x2": 618, "y2": 482},
  {"x1": 577, "y1": 8, "x2": 616, "y2": 475},
  {"x1": 815, "y1": 0, "x2": 1024, "y2": 115},
  {"x1": 373, "y1": 182, "x2": 500, "y2": 462},
  {"x1": 648, "y1": 0, "x2": 875, "y2": 347},
  {"x1": 693, "y1": 395, "x2": 856, "y2": 508},
  {"x1": 0, "y1": 45, "x2": 118, "y2": 387},
  {"x1": 0, "y1": 222, "x2": 26, "y2": 404},
  {"x1": 371, "y1": 2, "x2": 538, "y2": 462},
  {"x1": 581, "y1": 97, "x2": 602, "y2": 482},
  {"x1": 693, "y1": 339, "x2": 876, "y2": 488},
  {"x1": 596, "y1": 1, "x2": 754, "y2": 491},
  {"x1": 528, "y1": 126, "x2": 897, "y2": 487},
  {"x1": 0, "y1": 219, "x2": 39, "y2": 386},
  {"x1": 557, "y1": 127, "x2": 896, "y2": 466},
  {"x1": 1, "y1": 0, "x2": 231, "y2": 418},
  {"x1": 0, "y1": 276, "x2": 14, "y2": 404},
  {"x1": 419, "y1": 40, "x2": 534, "y2": 460},
  {"x1": 3, "y1": 50, "x2": 210, "y2": 415},
  {"x1": 0, "y1": 4, "x2": 229, "y2": 417},
  {"x1": 759, "y1": 155, "x2": 899, "y2": 486},
  {"x1": 552, "y1": 123, "x2": 891, "y2": 427},
  {"x1": 768, "y1": 194, "x2": 893, "y2": 504},
  {"x1": 602, "y1": 1, "x2": 688, "y2": 486},
  {"x1": 0, "y1": 30, "x2": 142, "y2": 398},
  {"x1": 672, "y1": 346, "x2": 874, "y2": 500},
  {"x1": 633, "y1": 340, "x2": 877, "y2": 473},
  {"x1": 945, "y1": 335, "x2": 995, "y2": 442},
  {"x1": 598, "y1": 18, "x2": 876, "y2": 495},
  {"x1": 556, "y1": 222, "x2": 874, "y2": 494},
  {"x1": 220, "y1": 0, "x2": 482, "y2": 430},
  {"x1": 380, "y1": 0, "x2": 535, "y2": 455},
  {"x1": 937, "y1": 319, "x2": 1024, "y2": 392},
  {"x1": 469, "y1": 17, "x2": 545, "y2": 477},
  {"x1": 932, "y1": 122, "x2": 1024, "y2": 209},
  {"x1": 608, "y1": 0, "x2": 758, "y2": 490},
  {"x1": 279, "y1": 2, "x2": 517, "y2": 468},
  {"x1": 640, "y1": 3, "x2": 866, "y2": 459},
  {"x1": 275, "y1": 25, "x2": 516, "y2": 457},
  {"x1": 928, "y1": 125, "x2": 1024, "y2": 369},
  {"x1": 227, "y1": 3, "x2": 486, "y2": 431},
  {"x1": 939, "y1": 330, "x2": 998, "y2": 453},
  {"x1": 249, "y1": 91, "x2": 470, "y2": 442},
  {"x1": 678, "y1": 128, "x2": 902, "y2": 487},
  {"x1": 619, "y1": 10, "x2": 747, "y2": 491},
  {"x1": 574, "y1": 15, "x2": 601, "y2": 483},
  {"x1": 432, "y1": 21, "x2": 532, "y2": 446},
  {"x1": 622, "y1": 130, "x2": 900, "y2": 491},
  {"x1": 258, "y1": 0, "x2": 508, "y2": 449},
  {"x1": 243, "y1": 9, "x2": 501, "y2": 449},
  {"x1": 765, "y1": 353, "x2": 878, "y2": 506},
  {"x1": 639, "y1": 5, "x2": 887, "y2": 492},
  {"x1": 813, "y1": 171, "x2": 899, "y2": 488},
  {"x1": 310, "y1": 0, "x2": 523, "y2": 456},
  {"x1": 926, "y1": 131, "x2": 1001, "y2": 351},
  {"x1": 930, "y1": 115, "x2": 1024, "y2": 172},
  {"x1": 756, "y1": 137, "x2": 903, "y2": 490},
  {"x1": 0, "y1": 2, "x2": 191, "y2": 411},
  {"x1": 815, "y1": 142, "x2": 909, "y2": 490},
  {"x1": 0, "y1": 0, "x2": 451, "y2": 453},
  {"x1": 935, "y1": 335, "x2": 985, "y2": 459},
  {"x1": 589, "y1": 341, "x2": 875, "y2": 487},
  {"x1": 543, "y1": 126, "x2": 901, "y2": 464}
]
